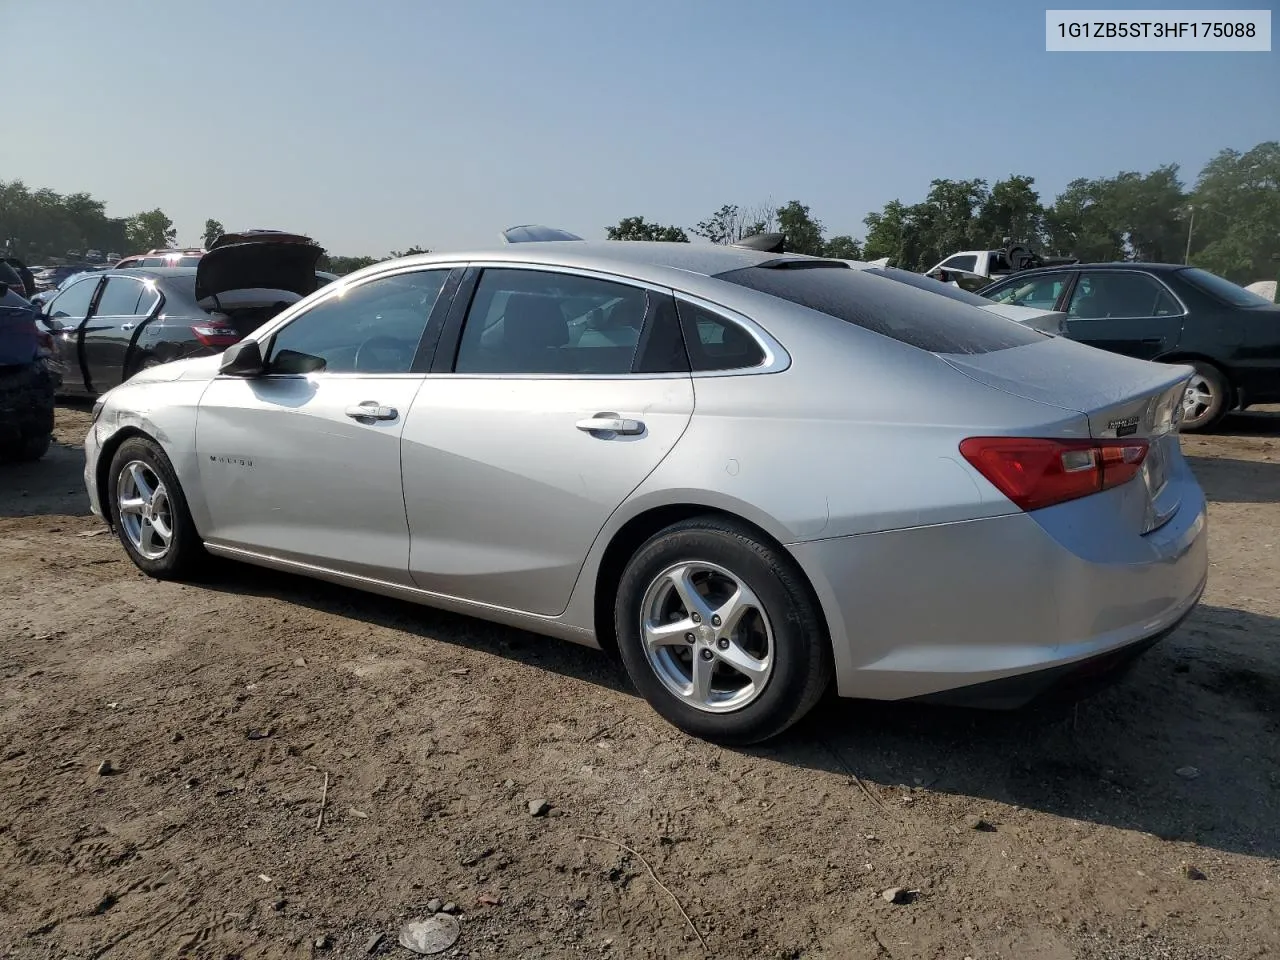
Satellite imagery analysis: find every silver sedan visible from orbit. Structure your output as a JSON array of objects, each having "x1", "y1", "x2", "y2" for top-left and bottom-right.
[{"x1": 83, "y1": 240, "x2": 1208, "y2": 743}]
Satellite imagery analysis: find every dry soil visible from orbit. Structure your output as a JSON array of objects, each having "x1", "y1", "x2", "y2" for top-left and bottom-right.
[{"x1": 0, "y1": 405, "x2": 1277, "y2": 960}]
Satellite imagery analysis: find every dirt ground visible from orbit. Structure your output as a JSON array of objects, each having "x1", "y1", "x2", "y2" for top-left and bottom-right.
[{"x1": 1, "y1": 405, "x2": 1277, "y2": 960}]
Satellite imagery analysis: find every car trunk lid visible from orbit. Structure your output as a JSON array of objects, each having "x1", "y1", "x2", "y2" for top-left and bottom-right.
[
  {"x1": 194, "y1": 230, "x2": 323, "y2": 304},
  {"x1": 940, "y1": 335, "x2": 1192, "y2": 533}
]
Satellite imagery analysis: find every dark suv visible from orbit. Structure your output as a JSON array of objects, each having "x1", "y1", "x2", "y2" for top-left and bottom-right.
[
  {"x1": 0, "y1": 284, "x2": 57, "y2": 462},
  {"x1": 980, "y1": 263, "x2": 1280, "y2": 431}
]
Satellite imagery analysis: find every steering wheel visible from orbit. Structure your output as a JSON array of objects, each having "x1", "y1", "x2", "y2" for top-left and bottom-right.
[{"x1": 354, "y1": 336, "x2": 414, "y2": 373}]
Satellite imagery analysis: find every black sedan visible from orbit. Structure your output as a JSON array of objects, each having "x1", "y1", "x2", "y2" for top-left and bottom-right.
[
  {"x1": 980, "y1": 263, "x2": 1280, "y2": 431},
  {"x1": 37, "y1": 231, "x2": 324, "y2": 398}
]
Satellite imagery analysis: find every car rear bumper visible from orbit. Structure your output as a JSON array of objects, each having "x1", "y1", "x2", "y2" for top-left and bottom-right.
[{"x1": 789, "y1": 471, "x2": 1208, "y2": 704}]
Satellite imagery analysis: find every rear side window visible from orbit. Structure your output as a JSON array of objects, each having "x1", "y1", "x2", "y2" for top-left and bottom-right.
[
  {"x1": 454, "y1": 269, "x2": 687, "y2": 375},
  {"x1": 676, "y1": 300, "x2": 766, "y2": 371},
  {"x1": 940, "y1": 254, "x2": 977, "y2": 272},
  {"x1": 715, "y1": 264, "x2": 1043, "y2": 355},
  {"x1": 95, "y1": 277, "x2": 146, "y2": 315},
  {"x1": 1178, "y1": 267, "x2": 1273, "y2": 307}
]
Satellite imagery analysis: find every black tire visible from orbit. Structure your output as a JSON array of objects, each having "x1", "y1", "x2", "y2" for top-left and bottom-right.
[
  {"x1": 15, "y1": 432, "x2": 52, "y2": 462},
  {"x1": 106, "y1": 435, "x2": 204, "y2": 579},
  {"x1": 0, "y1": 362, "x2": 55, "y2": 464},
  {"x1": 614, "y1": 516, "x2": 832, "y2": 745},
  {"x1": 1178, "y1": 361, "x2": 1230, "y2": 432}
]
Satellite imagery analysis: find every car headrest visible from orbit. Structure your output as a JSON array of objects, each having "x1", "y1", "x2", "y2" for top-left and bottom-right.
[{"x1": 504, "y1": 294, "x2": 568, "y2": 350}]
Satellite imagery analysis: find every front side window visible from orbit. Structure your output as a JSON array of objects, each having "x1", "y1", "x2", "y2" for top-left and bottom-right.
[
  {"x1": 453, "y1": 269, "x2": 685, "y2": 375},
  {"x1": 94, "y1": 276, "x2": 147, "y2": 316},
  {"x1": 48, "y1": 277, "x2": 99, "y2": 321},
  {"x1": 1068, "y1": 272, "x2": 1181, "y2": 320},
  {"x1": 267, "y1": 269, "x2": 447, "y2": 375}
]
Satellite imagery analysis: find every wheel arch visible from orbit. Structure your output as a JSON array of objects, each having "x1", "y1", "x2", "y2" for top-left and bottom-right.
[
  {"x1": 1155, "y1": 352, "x2": 1238, "y2": 406},
  {"x1": 94, "y1": 425, "x2": 158, "y2": 529},
  {"x1": 589, "y1": 502, "x2": 831, "y2": 660}
]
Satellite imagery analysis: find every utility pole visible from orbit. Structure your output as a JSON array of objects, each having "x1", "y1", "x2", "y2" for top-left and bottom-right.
[{"x1": 1183, "y1": 208, "x2": 1195, "y2": 264}]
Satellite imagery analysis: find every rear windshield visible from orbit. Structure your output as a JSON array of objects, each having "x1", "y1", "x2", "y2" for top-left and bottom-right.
[
  {"x1": 714, "y1": 263, "x2": 1044, "y2": 355},
  {"x1": 862, "y1": 266, "x2": 996, "y2": 307},
  {"x1": 1178, "y1": 267, "x2": 1274, "y2": 307}
]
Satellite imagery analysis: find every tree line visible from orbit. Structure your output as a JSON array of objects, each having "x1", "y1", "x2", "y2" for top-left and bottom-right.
[
  {"x1": 0, "y1": 185, "x2": 428, "y2": 273},
  {"x1": 5, "y1": 140, "x2": 1275, "y2": 282},
  {"x1": 607, "y1": 140, "x2": 1280, "y2": 284}
]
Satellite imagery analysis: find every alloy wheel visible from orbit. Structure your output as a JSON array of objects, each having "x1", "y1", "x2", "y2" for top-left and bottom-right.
[
  {"x1": 116, "y1": 460, "x2": 173, "y2": 560},
  {"x1": 639, "y1": 561, "x2": 775, "y2": 713},
  {"x1": 1182, "y1": 374, "x2": 1215, "y2": 425}
]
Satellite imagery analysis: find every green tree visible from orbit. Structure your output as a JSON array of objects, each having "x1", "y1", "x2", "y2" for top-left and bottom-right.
[
  {"x1": 774, "y1": 201, "x2": 825, "y2": 256},
  {"x1": 862, "y1": 200, "x2": 910, "y2": 265},
  {"x1": 973, "y1": 175, "x2": 1045, "y2": 248},
  {"x1": 322, "y1": 254, "x2": 381, "y2": 275},
  {"x1": 125, "y1": 209, "x2": 176, "y2": 251},
  {"x1": 202, "y1": 219, "x2": 225, "y2": 248},
  {"x1": 390, "y1": 246, "x2": 431, "y2": 258},
  {"x1": 1187, "y1": 142, "x2": 1280, "y2": 282},
  {"x1": 822, "y1": 235, "x2": 862, "y2": 260},
  {"x1": 1045, "y1": 168, "x2": 1186, "y2": 263},
  {"x1": 606, "y1": 216, "x2": 689, "y2": 242}
]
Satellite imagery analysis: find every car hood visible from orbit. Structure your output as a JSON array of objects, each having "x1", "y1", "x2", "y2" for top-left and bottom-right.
[
  {"x1": 125, "y1": 353, "x2": 224, "y2": 385},
  {"x1": 195, "y1": 231, "x2": 323, "y2": 302}
]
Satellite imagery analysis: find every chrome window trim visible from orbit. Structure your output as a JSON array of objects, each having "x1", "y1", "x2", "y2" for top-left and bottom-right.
[
  {"x1": 1066, "y1": 268, "x2": 1190, "y2": 321},
  {"x1": 674, "y1": 292, "x2": 791, "y2": 378}
]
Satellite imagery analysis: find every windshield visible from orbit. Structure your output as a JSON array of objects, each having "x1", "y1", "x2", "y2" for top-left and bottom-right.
[{"x1": 1178, "y1": 267, "x2": 1274, "y2": 307}]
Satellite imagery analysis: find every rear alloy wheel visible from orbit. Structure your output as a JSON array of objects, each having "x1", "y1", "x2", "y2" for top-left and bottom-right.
[
  {"x1": 1179, "y1": 362, "x2": 1229, "y2": 432},
  {"x1": 107, "y1": 436, "x2": 204, "y2": 579},
  {"x1": 614, "y1": 517, "x2": 832, "y2": 744}
]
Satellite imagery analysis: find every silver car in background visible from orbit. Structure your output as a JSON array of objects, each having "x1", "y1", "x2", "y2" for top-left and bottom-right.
[{"x1": 83, "y1": 241, "x2": 1207, "y2": 744}]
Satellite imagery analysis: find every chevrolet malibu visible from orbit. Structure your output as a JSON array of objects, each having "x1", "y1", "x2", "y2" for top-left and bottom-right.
[{"x1": 84, "y1": 240, "x2": 1208, "y2": 744}]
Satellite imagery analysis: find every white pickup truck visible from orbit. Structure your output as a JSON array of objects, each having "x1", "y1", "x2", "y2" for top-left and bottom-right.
[{"x1": 924, "y1": 246, "x2": 1080, "y2": 290}]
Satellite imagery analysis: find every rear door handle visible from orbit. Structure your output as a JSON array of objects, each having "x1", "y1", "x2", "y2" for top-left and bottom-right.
[
  {"x1": 120, "y1": 322, "x2": 135, "y2": 332},
  {"x1": 345, "y1": 402, "x2": 398, "y2": 421},
  {"x1": 576, "y1": 414, "x2": 644, "y2": 436}
]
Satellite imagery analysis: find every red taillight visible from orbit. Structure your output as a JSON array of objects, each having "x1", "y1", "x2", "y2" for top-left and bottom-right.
[
  {"x1": 190, "y1": 323, "x2": 241, "y2": 348},
  {"x1": 959, "y1": 437, "x2": 1149, "y2": 511}
]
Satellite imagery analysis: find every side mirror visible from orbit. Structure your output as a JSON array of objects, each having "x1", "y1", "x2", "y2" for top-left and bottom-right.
[{"x1": 219, "y1": 339, "x2": 265, "y2": 377}]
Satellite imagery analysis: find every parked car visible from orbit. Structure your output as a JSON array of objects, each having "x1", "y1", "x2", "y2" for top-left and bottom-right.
[
  {"x1": 841, "y1": 261, "x2": 1066, "y2": 332},
  {"x1": 84, "y1": 240, "x2": 1207, "y2": 744},
  {"x1": 0, "y1": 285, "x2": 56, "y2": 462},
  {"x1": 38, "y1": 230, "x2": 323, "y2": 398},
  {"x1": 32, "y1": 263, "x2": 93, "y2": 293},
  {"x1": 114, "y1": 248, "x2": 206, "y2": 269},
  {"x1": 980, "y1": 263, "x2": 1280, "y2": 431},
  {"x1": 1, "y1": 257, "x2": 36, "y2": 298}
]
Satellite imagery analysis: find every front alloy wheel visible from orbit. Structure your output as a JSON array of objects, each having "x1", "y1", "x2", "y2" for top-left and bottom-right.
[{"x1": 116, "y1": 460, "x2": 174, "y2": 560}]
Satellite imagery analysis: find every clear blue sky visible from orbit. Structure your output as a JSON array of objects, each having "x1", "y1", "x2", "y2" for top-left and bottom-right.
[{"x1": 5, "y1": 0, "x2": 1276, "y2": 255}]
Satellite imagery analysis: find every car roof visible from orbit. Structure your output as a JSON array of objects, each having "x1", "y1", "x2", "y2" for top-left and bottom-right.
[
  {"x1": 1006, "y1": 262, "x2": 1188, "y2": 278},
  {"x1": 357, "y1": 240, "x2": 816, "y2": 283}
]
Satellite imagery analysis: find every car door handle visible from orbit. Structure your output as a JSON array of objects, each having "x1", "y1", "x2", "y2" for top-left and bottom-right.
[
  {"x1": 120, "y1": 322, "x2": 135, "y2": 332},
  {"x1": 576, "y1": 414, "x2": 644, "y2": 436},
  {"x1": 345, "y1": 402, "x2": 398, "y2": 421}
]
